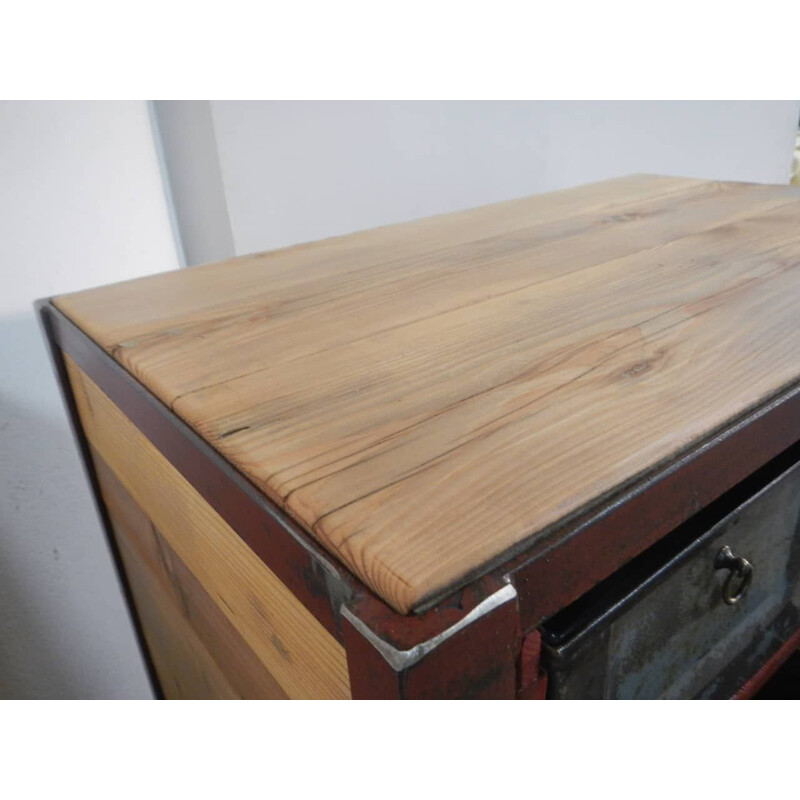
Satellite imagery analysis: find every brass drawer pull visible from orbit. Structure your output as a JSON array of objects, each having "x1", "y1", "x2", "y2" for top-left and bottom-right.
[{"x1": 714, "y1": 545, "x2": 754, "y2": 605}]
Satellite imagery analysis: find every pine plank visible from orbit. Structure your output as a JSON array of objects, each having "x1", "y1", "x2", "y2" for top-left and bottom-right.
[
  {"x1": 55, "y1": 175, "x2": 800, "y2": 613},
  {"x1": 117, "y1": 534, "x2": 241, "y2": 699},
  {"x1": 94, "y1": 450, "x2": 288, "y2": 699}
]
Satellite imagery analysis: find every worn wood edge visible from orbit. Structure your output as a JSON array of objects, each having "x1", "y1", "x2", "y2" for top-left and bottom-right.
[
  {"x1": 412, "y1": 373, "x2": 800, "y2": 629},
  {"x1": 509, "y1": 374, "x2": 800, "y2": 630},
  {"x1": 34, "y1": 298, "x2": 164, "y2": 699}
]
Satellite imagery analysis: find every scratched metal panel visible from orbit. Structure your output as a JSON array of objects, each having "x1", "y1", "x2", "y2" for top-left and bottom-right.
[{"x1": 542, "y1": 459, "x2": 800, "y2": 699}]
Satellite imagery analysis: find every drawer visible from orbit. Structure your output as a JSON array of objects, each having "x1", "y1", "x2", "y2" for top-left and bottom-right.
[{"x1": 541, "y1": 447, "x2": 800, "y2": 699}]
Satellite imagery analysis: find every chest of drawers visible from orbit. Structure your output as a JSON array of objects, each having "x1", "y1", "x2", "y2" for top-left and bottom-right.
[{"x1": 38, "y1": 174, "x2": 800, "y2": 698}]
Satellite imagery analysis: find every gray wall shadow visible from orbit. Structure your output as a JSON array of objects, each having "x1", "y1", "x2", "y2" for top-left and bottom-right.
[{"x1": 0, "y1": 311, "x2": 151, "y2": 698}]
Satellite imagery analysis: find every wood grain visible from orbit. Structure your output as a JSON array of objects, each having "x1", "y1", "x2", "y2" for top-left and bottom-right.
[
  {"x1": 65, "y1": 357, "x2": 350, "y2": 698},
  {"x1": 55, "y1": 175, "x2": 800, "y2": 613},
  {"x1": 117, "y1": 533, "x2": 240, "y2": 699},
  {"x1": 94, "y1": 449, "x2": 288, "y2": 699}
]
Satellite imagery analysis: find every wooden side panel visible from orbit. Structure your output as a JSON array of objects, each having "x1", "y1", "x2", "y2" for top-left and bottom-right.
[
  {"x1": 95, "y1": 451, "x2": 288, "y2": 699},
  {"x1": 116, "y1": 533, "x2": 240, "y2": 699},
  {"x1": 65, "y1": 355, "x2": 350, "y2": 699}
]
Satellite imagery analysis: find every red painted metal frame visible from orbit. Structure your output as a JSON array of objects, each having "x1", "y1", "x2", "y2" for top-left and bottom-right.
[
  {"x1": 732, "y1": 628, "x2": 800, "y2": 699},
  {"x1": 39, "y1": 299, "x2": 800, "y2": 699},
  {"x1": 517, "y1": 631, "x2": 548, "y2": 700}
]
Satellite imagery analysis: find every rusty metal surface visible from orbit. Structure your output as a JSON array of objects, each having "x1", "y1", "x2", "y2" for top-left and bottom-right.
[{"x1": 542, "y1": 451, "x2": 800, "y2": 699}]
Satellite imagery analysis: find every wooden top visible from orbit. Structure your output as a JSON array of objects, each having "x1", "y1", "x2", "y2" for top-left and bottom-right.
[{"x1": 54, "y1": 174, "x2": 800, "y2": 614}]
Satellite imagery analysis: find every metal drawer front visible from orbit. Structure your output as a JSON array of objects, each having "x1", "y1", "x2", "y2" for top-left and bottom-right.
[{"x1": 541, "y1": 455, "x2": 800, "y2": 699}]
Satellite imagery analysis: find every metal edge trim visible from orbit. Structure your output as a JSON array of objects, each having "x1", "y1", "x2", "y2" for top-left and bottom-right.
[
  {"x1": 34, "y1": 298, "x2": 165, "y2": 699},
  {"x1": 341, "y1": 580, "x2": 517, "y2": 672}
]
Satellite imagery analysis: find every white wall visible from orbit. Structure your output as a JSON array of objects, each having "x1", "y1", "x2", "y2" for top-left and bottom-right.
[
  {"x1": 0, "y1": 102, "x2": 179, "y2": 698},
  {"x1": 204, "y1": 101, "x2": 799, "y2": 257}
]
